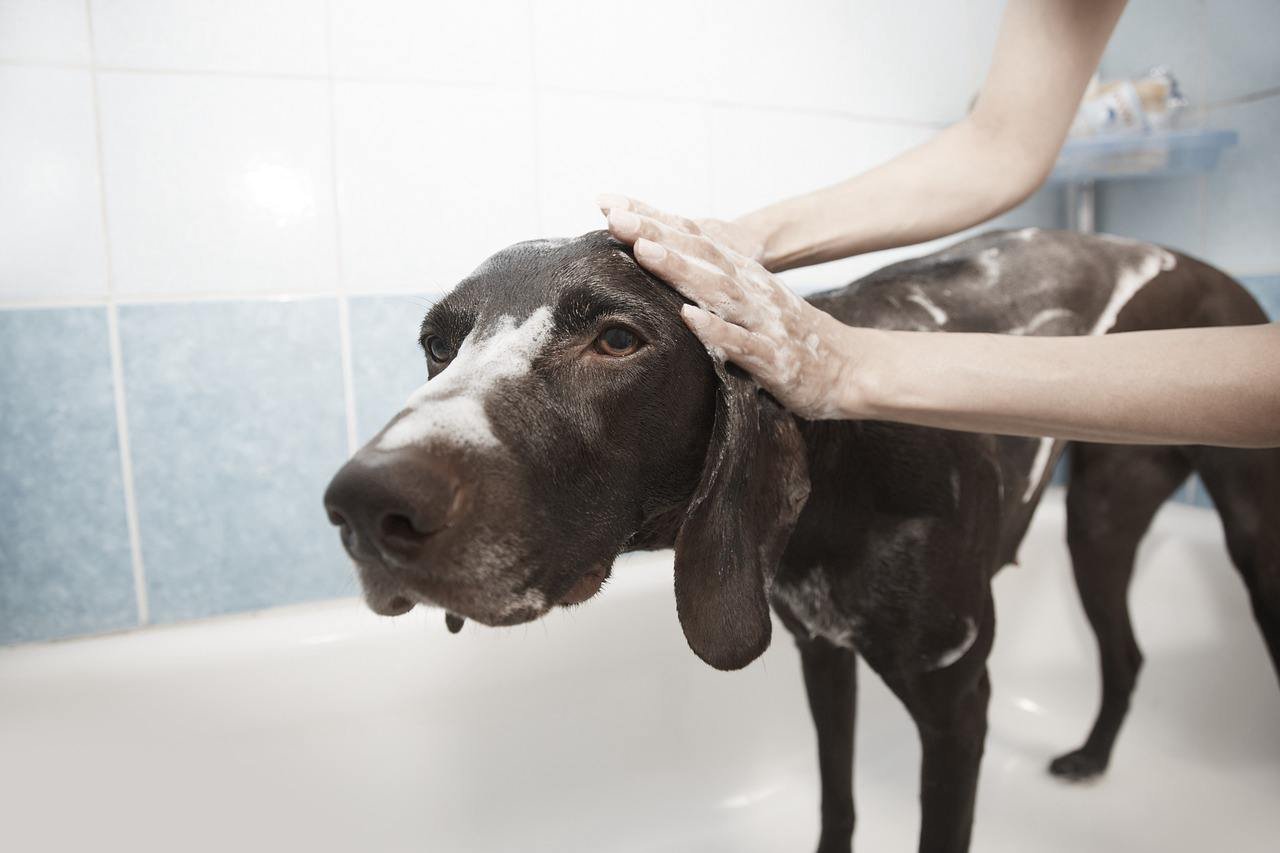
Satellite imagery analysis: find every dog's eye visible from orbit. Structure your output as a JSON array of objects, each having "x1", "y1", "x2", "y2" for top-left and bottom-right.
[
  {"x1": 594, "y1": 326, "x2": 640, "y2": 357},
  {"x1": 425, "y1": 335, "x2": 454, "y2": 363}
]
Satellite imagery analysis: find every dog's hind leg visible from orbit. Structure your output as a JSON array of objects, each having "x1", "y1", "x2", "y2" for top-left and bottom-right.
[
  {"x1": 1049, "y1": 444, "x2": 1191, "y2": 781},
  {"x1": 1193, "y1": 446, "x2": 1280, "y2": 685},
  {"x1": 798, "y1": 638, "x2": 858, "y2": 853}
]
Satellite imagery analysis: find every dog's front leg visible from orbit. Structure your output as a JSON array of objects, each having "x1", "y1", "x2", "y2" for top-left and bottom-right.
[
  {"x1": 798, "y1": 638, "x2": 858, "y2": 853},
  {"x1": 911, "y1": 667, "x2": 990, "y2": 853}
]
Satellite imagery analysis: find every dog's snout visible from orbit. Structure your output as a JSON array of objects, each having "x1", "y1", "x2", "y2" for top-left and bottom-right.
[{"x1": 323, "y1": 447, "x2": 457, "y2": 564}]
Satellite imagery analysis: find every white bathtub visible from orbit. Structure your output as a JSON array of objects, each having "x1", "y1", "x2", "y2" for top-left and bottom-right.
[{"x1": 2, "y1": 491, "x2": 1277, "y2": 853}]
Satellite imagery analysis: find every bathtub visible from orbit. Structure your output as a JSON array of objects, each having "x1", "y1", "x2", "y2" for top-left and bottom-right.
[{"x1": 1, "y1": 490, "x2": 1277, "y2": 853}]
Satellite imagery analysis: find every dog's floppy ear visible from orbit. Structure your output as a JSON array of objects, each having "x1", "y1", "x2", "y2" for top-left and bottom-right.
[{"x1": 674, "y1": 357, "x2": 810, "y2": 671}]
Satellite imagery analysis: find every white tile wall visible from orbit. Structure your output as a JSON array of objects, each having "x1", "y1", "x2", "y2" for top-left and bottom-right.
[
  {"x1": 7, "y1": 0, "x2": 1273, "y2": 308},
  {"x1": 533, "y1": 0, "x2": 711, "y2": 100},
  {"x1": 0, "y1": 0, "x2": 90, "y2": 64},
  {"x1": 89, "y1": 0, "x2": 329, "y2": 76},
  {"x1": 96, "y1": 72, "x2": 336, "y2": 295},
  {"x1": 0, "y1": 66, "x2": 108, "y2": 300},
  {"x1": 330, "y1": 0, "x2": 532, "y2": 84},
  {"x1": 537, "y1": 90, "x2": 712, "y2": 238},
  {"x1": 334, "y1": 81, "x2": 538, "y2": 291}
]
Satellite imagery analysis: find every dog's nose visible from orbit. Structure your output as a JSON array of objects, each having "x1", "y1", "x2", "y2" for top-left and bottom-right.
[{"x1": 323, "y1": 448, "x2": 457, "y2": 564}]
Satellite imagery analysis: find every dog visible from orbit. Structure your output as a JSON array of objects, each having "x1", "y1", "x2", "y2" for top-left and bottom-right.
[{"x1": 324, "y1": 227, "x2": 1280, "y2": 853}]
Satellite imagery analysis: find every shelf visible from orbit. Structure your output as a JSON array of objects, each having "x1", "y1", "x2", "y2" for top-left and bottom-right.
[{"x1": 1049, "y1": 128, "x2": 1238, "y2": 184}]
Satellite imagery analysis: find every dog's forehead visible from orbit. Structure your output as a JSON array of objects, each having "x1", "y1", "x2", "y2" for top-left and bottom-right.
[{"x1": 441, "y1": 232, "x2": 660, "y2": 328}]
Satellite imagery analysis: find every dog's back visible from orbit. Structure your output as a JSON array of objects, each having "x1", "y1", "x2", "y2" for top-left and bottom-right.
[
  {"x1": 774, "y1": 228, "x2": 1279, "y2": 826},
  {"x1": 802, "y1": 228, "x2": 1271, "y2": 564}
]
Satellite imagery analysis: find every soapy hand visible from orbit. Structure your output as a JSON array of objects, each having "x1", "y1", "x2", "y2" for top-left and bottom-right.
[{"x1": 598, "y1": 193, "x2": 868, "y2": 420}]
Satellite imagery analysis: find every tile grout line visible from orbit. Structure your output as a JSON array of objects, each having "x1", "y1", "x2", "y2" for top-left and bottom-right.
[
  {"x1": 84, "y1": 0, "x2": 149, "y2": 626},
  {"x1": 324, "y1": 0, "x2": 360, "y2": 457},
  {"x1": 527, "y1": 0, "x2": 543, "y2": 234}
]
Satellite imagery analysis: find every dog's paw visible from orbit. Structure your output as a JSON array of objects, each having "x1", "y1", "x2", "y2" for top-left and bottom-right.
[{"x1": 1048, "y1": 748, "x2": 1108, "y2": 782}]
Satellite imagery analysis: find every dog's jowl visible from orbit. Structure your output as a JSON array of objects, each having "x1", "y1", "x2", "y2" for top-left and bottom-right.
[{"x1": 324, "y1": 229, "x2": 1280, "y2": 853}]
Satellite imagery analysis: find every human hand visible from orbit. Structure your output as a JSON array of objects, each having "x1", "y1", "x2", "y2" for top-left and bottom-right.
[{"x1": 597, "y1": 193, "x2": 873, "y2": 420}]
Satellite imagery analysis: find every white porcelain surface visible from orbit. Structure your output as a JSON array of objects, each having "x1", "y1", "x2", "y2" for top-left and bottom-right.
[
  {"x1": 2, "y1": 493, "x2": 1276, "y2": 852},
  {"x1": 96, "y1": 71, "x2": 336, "y2": 295},
  {"x1": 538, "y1": 91, "x2": 712, "y2": 239},
  {"x1": 0, "y1": 66, "x2": 107, "y2": 300},
  {"x1": 89, "y1": 0, "x2": 328, "y2": 76},
  {"x1": 334, "y1": 82, "x2": 538, "y2": 292},
  {"x1": 330, "y1": 0, "x2": 531, "y2": 84},
  {"x1": 0, "y1": 0, "x2": 90, "y2": 64}
]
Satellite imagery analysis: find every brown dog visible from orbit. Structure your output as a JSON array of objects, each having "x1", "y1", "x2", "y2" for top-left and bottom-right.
[{"x1": 325, "y1": 229, "x2": 1280, "y2": 853}]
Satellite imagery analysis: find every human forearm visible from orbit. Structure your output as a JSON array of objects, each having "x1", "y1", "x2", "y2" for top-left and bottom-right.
[
  {"x1": 851, "y1": 323, "x2": 1280, "y2": 448},
  {"x1": 733, "y1": 0, "x2": 1127, "y2": 272},
  {"x1": 738, "y1": 118, "x2": 1050, "y2": 271}
]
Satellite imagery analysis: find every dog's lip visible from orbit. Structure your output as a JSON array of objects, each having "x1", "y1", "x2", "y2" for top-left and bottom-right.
[{"x1": 558, "y1": 564, "x2": 609, "y2": 606}]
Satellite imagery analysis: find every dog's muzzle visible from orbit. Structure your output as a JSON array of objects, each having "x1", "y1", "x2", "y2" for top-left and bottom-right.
[{"x1": 323, "y1": 445, "x2": 461, "y2": 614}]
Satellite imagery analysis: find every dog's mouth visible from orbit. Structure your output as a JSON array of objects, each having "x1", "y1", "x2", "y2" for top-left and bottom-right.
[{"x1": 558, "y1": 564, "x2": 610, "y2": 606}]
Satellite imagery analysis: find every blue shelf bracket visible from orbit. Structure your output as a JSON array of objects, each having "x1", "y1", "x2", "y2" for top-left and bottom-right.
[{"x1": 1050, "y1": 128, "x2": 1238, "y2": 233}]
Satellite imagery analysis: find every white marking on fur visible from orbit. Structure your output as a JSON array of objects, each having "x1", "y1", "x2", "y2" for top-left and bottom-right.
[
  {"x1": 929, "y1": 618, "x2": 978, "y2": 670},
  {"x1": 1091, "y1": 249, "x2": 1176, "y2": 335},
  {"x1": 1015, "y1": 227, "x2": 1040, "y2": 241},
  {"x1": 1008, "y1": 307, "x2": 1076, "y2": 336},
  {"x1": 976, "y1": 247, "x2": 1001, "y2": 285},
  {"x1": 770, "y1": 567, "x2": 857, "y2": 649},
  {"x1": 906, "y1": 289, "x2": 948, "y2": 325},
  {"x1": 1022, "y1": 437, "x2": 1055, "y2": 502},
  {"x1": 498, "y1": 588, "x2": 547, "y2": 618},
  {"x1": 378, "y1": 307, "x2": 553, "y2": 450}
]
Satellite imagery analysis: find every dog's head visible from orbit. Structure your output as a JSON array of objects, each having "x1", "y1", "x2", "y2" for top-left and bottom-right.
[{"x1": 324, "y1": 232, "x2": 809, "y2": 669}]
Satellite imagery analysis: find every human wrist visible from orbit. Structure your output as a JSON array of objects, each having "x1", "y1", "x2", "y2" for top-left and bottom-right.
[
  {"x1": 734, "y1": 204, "x2": 802, "y2": 272},
  {"x1": 826, "y1": 322, "x2": 898, "y2": 421}
]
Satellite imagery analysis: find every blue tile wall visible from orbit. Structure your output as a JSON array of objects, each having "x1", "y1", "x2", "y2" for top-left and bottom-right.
[
  {"x1": 1241, "y1": 275, "x2": 1280, "y2": 321},
  {"x1": 0, "y1": 308, "x2": 137, "y2": 644},
  {"x1": 347, "y1": 294, "x2": 438, "y2": 445},
  {"x1": 118, "y1": 298, "x2": 354, "y2": 622}
]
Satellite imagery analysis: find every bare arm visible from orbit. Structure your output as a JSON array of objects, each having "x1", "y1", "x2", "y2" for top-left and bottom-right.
[
  {"x1": 732, "y1": 0, "x2": 1128, "y2": 271},
  {"x1": 857, "y1": 323, "x2": 1280, "y2": 447},
  {"x1": 600, "y1": 201, "x2": 1280, "y2": 449}
]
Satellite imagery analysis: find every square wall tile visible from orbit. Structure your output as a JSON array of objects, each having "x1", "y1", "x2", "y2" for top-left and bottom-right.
[
  {"x1": 0, "y1": 308, "x2": 136, "y2": 644},
  {"x1": 89, "y1": 0, "x2": 328, "y2": 76},
  {"x1": 347, "y1": 294, "x2": 437, "y2": 445},
  {"x1": 119, "y1": 298, "x2": 353, "y2": 622},
  {"x1": 331, "y1": 0, "x2": 531, "y2": 84},
  {"x1": 709, "y1": 106, "x2": 934, "y2": 219},
  {"x1": 334, "y1": 81, "x2": 538, "y2": 292},
  {"x1": 538, "y1": 91, "x2": 711, "y2": 238},
  {"x1": 1205, "y1": 96, "x2": 1280, "y2": 276},
  {"x1": 534, "y1": 0, "x2": 710, "y2": 100},
  {"x1": 1097, "y1": 177, "x2": 1203, "y2": 256},
  {"x1": 97, "y1": 72, "x2": 337, "y2": 296},
  {"x1": 1101, "y1": 0, "x2": 1207, "y2": 106},
  {"x1": 0, "y1": 66, "x2": 108, "y2": 301},
  {"x1": 1206, "y1": 0, "x2": 1280, "y2": 102},
  {"x1": 1241, "y1": 275, "x2": 1280, "y2": 320},
  {"x1": 0, "y1": 0, "x2": 90, "y2": 64},
  {"x1": 704, "y1": 0, "x2": 1001, "y2": 123}
]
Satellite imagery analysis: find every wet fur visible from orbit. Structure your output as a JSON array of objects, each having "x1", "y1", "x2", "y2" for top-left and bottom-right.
[{"x1": 329, "y1": 228, "x2": 1280, "y2": 853}]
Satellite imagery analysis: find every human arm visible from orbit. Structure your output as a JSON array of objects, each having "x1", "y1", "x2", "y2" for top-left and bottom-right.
[
  {"x1": 721, "y1": 0, "x2": 1128, "y2": 270},
  {"x1": 603, "y1": 201, "x2": 1280, "y2": 448}
]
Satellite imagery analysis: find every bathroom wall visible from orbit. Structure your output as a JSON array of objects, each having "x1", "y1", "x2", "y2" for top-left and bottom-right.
[
  {"x1": 0, "y1": 0, "x2": 1270, "y2": 645},
  {"x1": 1095, "y1": 0, "x2": 1280, "y2": 504}
]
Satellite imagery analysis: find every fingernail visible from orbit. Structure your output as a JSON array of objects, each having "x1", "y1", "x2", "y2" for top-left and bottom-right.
[
  {"x1": 635, "y1": 239, "x2": 666, "y2": 262},
  {"x1": 681, "y1": 303, "x2": 708, "y2": 328},
  {"x1": 609, "y1": 209, "x2": 640, "y2": 233},
  {"x1": 596, "y1": 192, "x2": 628, "y2": 213}
]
